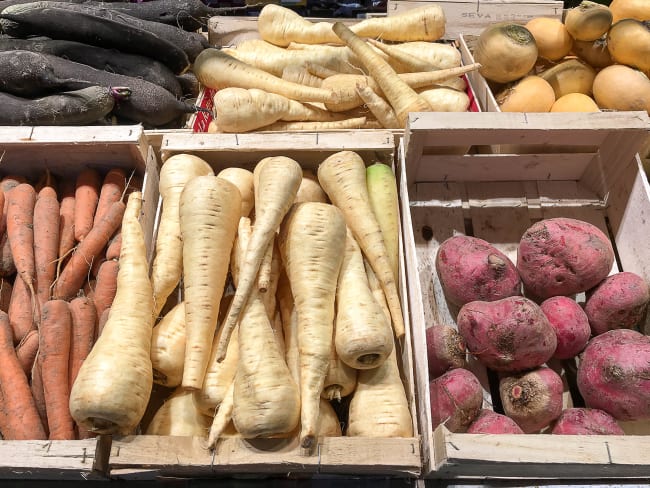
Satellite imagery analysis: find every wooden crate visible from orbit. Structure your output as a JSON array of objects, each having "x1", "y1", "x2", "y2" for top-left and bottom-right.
[
  {"x1": 387, "y1": 0, "x2": 563, "y2": 40},
  {"x1": 396, "y1": 111, "x2": 650, "y2": 479},
  {"x1": 0, "y1": 126, "x2": 159, "y2": 480},
  {"x1": 106, "y1": 130, "x2": 422, "y2": 480}
]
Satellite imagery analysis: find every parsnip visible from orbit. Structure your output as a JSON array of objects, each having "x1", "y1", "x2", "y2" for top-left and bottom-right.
[
  {"x1": 146, "y1": 387, "x2": 211, "y2": 437},
  {"x1": 150, "y1": 301, "x2": 186, "y2": 388},
  {"x1": 217, "y1": 168, "x2": 255, "y2": 218}
]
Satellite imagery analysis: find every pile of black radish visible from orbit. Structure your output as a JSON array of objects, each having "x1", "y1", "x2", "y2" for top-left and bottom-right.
[{"x1": 0, "y1": 0, "x2": 247, "y2": 127}]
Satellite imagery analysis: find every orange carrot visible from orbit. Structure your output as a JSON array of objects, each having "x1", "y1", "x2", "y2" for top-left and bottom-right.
[
  {"x1": 30, "y1": 350, "x2": 48, "y2": 436},
  {"x1": 6, "y1": 183, "x2": 37, "y2": 300},
  {"x1": 40, "y1": 299, "x2": 75, "y2": 440},
  {"x1": 16, "y1": 328, "x2": 39, "y2": 376},
  {"x1": 8, "y1": 273, "x2": 35, "y2": 345},
  {"x1": 0, "y1": 310, "x2": 47, "y2": 440},
  {"x1": 96, "y1": 307, "x2": 110, "y2": 341},
  {"x1": 106, "y1": 232, "x2": 122, "y2": 261},
  {"x1": 54, "y1": 200, "x2": 125, "y2": 301},
  {"x1": 92, "y1": 259, "x2": 119, "y2": 321},
  {"x1": 74, "y1": 168, "x2": 101, "y2": 243},
  {"x1": 68, "y1": 297, "x2": 97, "y2": 394},
  {"x1": 34, "y1": 186, "x2": 60, "y2": 310},
  {"x1": 58, "y1": 179, "x2": 76, "y2": 262},
  {"x1": 0, "y1": 277, "x2": 12, "y2": 312},
  {"x1": 91, "y1": 256, "x2": 107, "y2": 279},
  {"x1": 94, "y1": 169, "x2": 126, "y2": 227}
]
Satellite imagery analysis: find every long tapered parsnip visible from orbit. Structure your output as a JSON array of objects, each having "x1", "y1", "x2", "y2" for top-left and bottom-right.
[
  {"x1": 367, "y1": 38, "x2": 437, "y2": 72},
  {"x1": 277, "y1": 269, "x2": 300, "y2": 384},
  {"x1": 215, "y1": 157, "x2": 302, "y2": 362},
  {"x1": 323, "y1": 333, "x2": 357, "y2": 401},
  {"x1": 151, "y1": 154, "x2": 214, "y2": 319},
  {"x1": 216, "y1": 168, "x2": 254, "y2": 218},
  {"x1": 180, "y1": 176, "x2": 240, "y2": 389},
  {"x1": 193, "y1": 48, "x2": 338, "y2": 104},
  {"x1": 150, "y1": 301, "x2": 186, "y2": 388},
  {"x1": 282, "y1": 65, "x2": 323, "y2": 88},
  {"x1": 366, "y1": 163, "x2": 400, "y2": 281},
  {"x1": 279, "y1": 202, "x2": 347, "y2": 451},
  {"x1": 230, "y1": 217, "x2": 300, "y2": 440},
  {"x1": 145, "y1": 387, "x2": 211, "y2": 437},
  {"x1": 347, "y1": 347, "x2": 413, "y2": 437},
  {"x1": 318, "y1": 152, "x2": 405, "y2": 340},
  {"x1": 258, "y1": 4, "x2": 445, "y2": 46},
  {"x1": 332, "y1": 22, "x2": 430, "y2": 126},
  {"x1": 259, "y1": 117, "x2": 368, "y2": 131},
  {"x1": 213, "y1": 88, "x2": 350, "y2": 133},
  {"x1": 356, "y1": 85, "x2": 400, "y2": 129},
  {"x1": 69, "y1": 192, "x2": 154, "y2": 435},
  {"x1": 335, "y1": 229, "x2": 393, "y2": 369}
]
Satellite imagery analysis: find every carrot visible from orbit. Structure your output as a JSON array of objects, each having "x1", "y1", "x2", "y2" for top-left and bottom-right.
[
  {"x1": 54, "y1": 200, "x2": 125, "y2": 301},
  {"x1": 151, "y1": 154, "x2": 214, "y2": 319},
  {"x1": 68, "y1": 297, "x2": 97, "y2": 394},
  {"x1": 6, "y1": 183, "x2": 37, "y2": 312},
  {"x1": 225, "y1": 217, "x2": 299, "y2": 443},
  {"x1": 39, "y1": 299, "x2": 75, "y2": 440},
  {"x1": 180, "y1": 176, "x2": 241, "y2": 389},
  {"x1": 193, "y1": 48, "x2": 338, "y2": 104},
  {"x1": 69, "y1": 192, "x2": 155, "y2": 435},
  {"x1": 332, "y1": 22, "x2": 431, "y2": 127},
  {"x1": 366, "y1": 163, "x2": 400, "y2": 284},
  {"x1": 30, "y1": 350, "x2": 48, "y2": 436},
  {"x1": 8, "y1": 270, "x2": 36, "y2": 345},
  {"x1": 94, "y1": 168, "x2": 126, "y2": 227},
  {"x1": 278, "y1": 202, "x2": 347, "y2": 452},
  {"x1": 58, "y1": 178, "x2": 76, "y2": 263},
  {"x1": 73, "y1": 168, "x2": 101, "y2": 242},
  {"x1": 92, "y1": 259, "x2": 119, "y2": 321},
  {"x1": 0, "y1": 310, "x2": 47, "y2": 440},
  {"x1": 318, "y1": 151, "x2": 405, "y2": 340},
  {"x1": 215, "y1": 157, "x2": 302, "y2": 362},
  {"x1": 34, "y1": 185, "x2": 60, "y2": 310},
  {"x1": 0, "y1": 276, "x2": 12, "y2": 312},
  {"x1": 90, "y1": 255, "x2": 106, "y2": 279},
  {"x1": 105, "y1": 231, "x2": 122, "y2": 261},
  {"x1": 15, "y1": 328, "x2": 39, "y2": 376},
  {"x1": 96, "y1": 307, "x2": 110, "y2": 340}
]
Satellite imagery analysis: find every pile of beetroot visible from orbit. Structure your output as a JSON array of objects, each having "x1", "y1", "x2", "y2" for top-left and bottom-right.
[{"x1": 427, "y1": 217, "x2": 650, "y2": 435}]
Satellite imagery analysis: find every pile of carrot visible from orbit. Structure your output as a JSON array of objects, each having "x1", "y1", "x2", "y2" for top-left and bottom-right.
[
  {"x1": 0, "y1": 167, "x2": 137, "y2": 440},
  {"x1": 141, "y1": 152, "x2": 413, "y2": 452}
]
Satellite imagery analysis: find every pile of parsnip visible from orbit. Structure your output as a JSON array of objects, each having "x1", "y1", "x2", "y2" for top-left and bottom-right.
[
  {"x1": 68, "y1": 151, "x2": 414, "y2": 453},
  {"x1": 474, "y1": 0, "x2": 650, "y2": 114},
  {"x1": 194, "y1": 4, "x2": 481, "y2": 132}
]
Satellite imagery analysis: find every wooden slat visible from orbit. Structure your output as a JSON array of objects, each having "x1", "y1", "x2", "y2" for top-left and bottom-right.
[
  {"x1": 0, "y1": 439, "x2": 105, "y2": 480},
  {"x1": 387, "y1": 0, "x2": 563, "y2": 40},
  {"x1": 458, "y1": 35, "x2": 500, "y2": 113},
  {"x1": 107, "y1": 435, "x2": 420, "y2": 479},
  {"x1": 434, "y1": 426, "x2": 650, "y2": 478}
]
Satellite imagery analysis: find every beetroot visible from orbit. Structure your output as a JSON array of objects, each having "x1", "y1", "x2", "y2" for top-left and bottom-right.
[
  {"x1": 457, "y1": 296, "x2": 557, "y2": 372},
  {"x1": 435, "y1": 235, "x2": 521, "y2": 307},
  {"x1": 551, "y1": 408, "x2": 625, "y2": 435},
  {"x1": 577, "y1": 329, "x2": 650, "y2": 421},
  {"x1": 430, "y1": 368, "x2": 483, "y2": 433},
  {"x1": 584, "y1": 272, "x2": 650, "y2": 336},
  {"x1": 499, "y1": 367, "x2": 564, "y2": 433},
  {"x1": 540, "y1": 296, "x2": 591, "y2": 359},
  {"x1": 425, "y1": 325, "x2": 467, "y2": 378},
  {"x1": 467, "y1": 409, "x2": 524, "y2": 434},
  {"x1": 517, "y1": 217, "x2": 615, "y2": 300}
]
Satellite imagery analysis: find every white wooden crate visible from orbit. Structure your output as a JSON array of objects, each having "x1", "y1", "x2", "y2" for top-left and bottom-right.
[
  {"x1": 397, "y1": 111, "x2": 650, "y2": 478},
  {"x1": 106, "y1": 130, "x2": 422, "y2": 480}
]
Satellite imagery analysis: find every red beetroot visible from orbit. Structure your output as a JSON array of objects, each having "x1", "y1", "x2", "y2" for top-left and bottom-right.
[
  {"x1": 551, "y1": 408, "x2": 625, "y2": 435},
  {"x1": 430, "y1": 368, "x2": 483, "y2": 433},
  {"x1": 584, "y1": 272, "x2": 650, "y2": 336},
  {"x1": 435, "y1": 235, "x2": 521, "y2": 307},
  {"x1": 517, "y1": 217, "x2": 615, "y2": 300},
  {"x1": 457, "y1": 296, "x2": 557, "y2": 372},
  {"x1": 425, "y1": 325, "x2": 467, "y2": 378},
  {"x1": 499, "y1": 367, "x2": 564, "y2": 433},
  {"x1": 540, "y1": 296, "x2": 591, "y2": 359},
  {"x1": 467, "y1": 409, "x2": 524, "y2": 434},
  {"x1": 577, "y1": 329, "x2": 650, "y2": 421}
]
